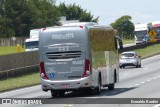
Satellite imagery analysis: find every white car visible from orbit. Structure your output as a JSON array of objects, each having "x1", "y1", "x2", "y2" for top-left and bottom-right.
[{"x1": 119, "y1": 51, "x2": 141, "y2": 68}]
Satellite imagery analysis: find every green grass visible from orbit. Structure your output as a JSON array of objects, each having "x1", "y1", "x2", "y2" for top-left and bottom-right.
[
  {"x1": 133, "y1": 43, "x2": 160, "y2": 59},
  {"x1": 0, "y1": 46, "x2": 25, "y2": 55},
  {"x1": 122, "y1": 39, "x2": 135, "y2": 44},
  {"x1": 0, "y1": 72, "x2": 40, "y2": 92}
]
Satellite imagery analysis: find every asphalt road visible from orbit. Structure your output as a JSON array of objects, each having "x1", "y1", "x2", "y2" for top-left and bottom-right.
[{"x1": 0, "y1": 55, "x2": 160, "y2": 107}]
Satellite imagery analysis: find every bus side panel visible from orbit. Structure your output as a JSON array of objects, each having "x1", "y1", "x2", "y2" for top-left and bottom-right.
[
  {"x1": 89, "y1": 27, "x2": 119, "y2": 87},
  {"x1": 109, "y1": 51, "x2": 118, "y2": 84}
]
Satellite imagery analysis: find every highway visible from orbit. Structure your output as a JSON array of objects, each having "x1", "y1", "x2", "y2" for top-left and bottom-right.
[{"x1": 0, "y1": 55, "x2": 160, "y2": 107}]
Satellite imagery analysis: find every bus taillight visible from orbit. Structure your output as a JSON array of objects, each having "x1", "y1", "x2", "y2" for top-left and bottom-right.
[
  {"x1": 40, "y1": 62, "x2": 49, "y2": 79},
  {"x1": 82, "y1": 59, "x2": 91, "y2": 77}
]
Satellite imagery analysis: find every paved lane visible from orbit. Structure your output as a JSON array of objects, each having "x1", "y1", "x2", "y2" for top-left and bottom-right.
[{"x1": 0, "y1": 55, "x2": 160, "y2": 107}]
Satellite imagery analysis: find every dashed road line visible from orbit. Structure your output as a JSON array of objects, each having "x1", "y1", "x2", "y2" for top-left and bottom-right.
[
  {"x1": 127, "y1": 76, "x2": 160, "y2": 89},
  {"x1": 134, "y1": 84, "x2": 140, "y2": 87},
  {"x1": 64, "y1": 104, "x2": 74, "y2": 107},
  {"x1": 146, "y1": 79, "x2": 152, "y2": 82},
  {"x1": 142, "y1": 67, "x2": 149, "y2": 70},
  {"x1": 153, "y1": 77, "x2": 157, "y2": 80},
  {"x1": 122, "y1": 73, "x2": 129, "y2": 76},
  {"x1": 140, "y1": 81, "x2": 145, "y2": 84}
]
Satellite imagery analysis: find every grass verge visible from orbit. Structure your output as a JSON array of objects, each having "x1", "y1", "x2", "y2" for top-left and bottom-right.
[
  {"x1": 0, "y1": 72, "x2": 40, "y2": 92},
  {"x1": 133, "y1": 43, "x2": 160, "y2": 59},
  {"x1": 0, "y1": 46, "x2": 25, "y2": 55},
  {"x1": 122, "y1": 39, "x2": 135, "y2": 44}
]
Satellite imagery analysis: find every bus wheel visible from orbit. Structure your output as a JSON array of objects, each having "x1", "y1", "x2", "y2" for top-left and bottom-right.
[
  {"x1": 57, "y1": 91, "x2": 65, "y2": 97},
  {"x1": 122, "y1": 65, "x2": 125, "y2": 68},
  {"x1": 139, "y1": 63, "x2": 141, "y2": 68},
  {"x1": 51, "y1": 90, "x2": 58, "y2": 97},
  {"x1": 51, "y1": 90, "x2": 65, "y2": 97},
  {"x1": 136, "y1": 63, "x2": 139, "y2": 68},
  {"x1": 95, "y1": 76, "x2": 101, "y2": 95},
  {"x1": 119, "y1": 66, "x2": 122, "y2": 69},
  {"x1": 108, "y1": 83, "x2": 115, "y2": 90}
]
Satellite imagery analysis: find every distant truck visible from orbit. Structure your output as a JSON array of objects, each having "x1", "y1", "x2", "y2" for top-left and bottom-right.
[
  {"x1": 38, "y1": 24, "x2": 123, "y2": 97},
  {"x1": 134, "y1": 23, "x2": 151, "y2": 44},
  {"x1": 25, "y1": 37, "x2": 39, "y2": 52},
  {"x1": 151, "y1": 21, "x2": 160, "y2": 40},
  {"x1": 25, "y1": 29, "x2": 41, "y2": 52}
]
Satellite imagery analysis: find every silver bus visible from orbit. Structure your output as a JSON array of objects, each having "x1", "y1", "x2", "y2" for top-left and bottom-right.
[{"x1": 39, "y1": 24, "x2": 123, "y2": 97}]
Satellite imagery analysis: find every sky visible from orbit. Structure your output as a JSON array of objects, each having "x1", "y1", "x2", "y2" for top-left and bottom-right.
[{"x1": 56, "y1": 0, "x2": 160, "y2": 25}]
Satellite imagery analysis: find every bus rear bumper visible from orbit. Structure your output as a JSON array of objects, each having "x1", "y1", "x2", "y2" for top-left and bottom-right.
[{"x1": 41, "y1": 76, "x2": 92, "y2": 91}]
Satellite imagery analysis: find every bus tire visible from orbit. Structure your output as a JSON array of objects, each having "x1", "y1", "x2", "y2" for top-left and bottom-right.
[
  {"x1": 57, "y1": 91, "x2": 65, "y2": 97},
  {"x1": 51, "y1": 90, "x2": 58, "y2": 97},
  {"x1": 136, "y1": 63, "x2": 139, "y2": 68},
  {"x1": 114, "y1": 71, "x2": 117, "y2": 83},
  {"x1": 108, "y1": 83, "x2": 114, "y2": 90},
  {"x1": 94, "y1": 75, "x2": 101, "y2": 95},
  {"x1": 51, "y1": 90, "x2": 65, "y2": 97},
  {"x1": 139, "y1": 63, "x2": 141, "y2": 68}
]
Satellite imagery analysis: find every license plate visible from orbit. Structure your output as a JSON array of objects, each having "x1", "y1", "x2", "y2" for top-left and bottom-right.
[
  {"x1": 126, "y1": 59, "x2": 130, "y2": 61},
  {"x1": 61, "y1": 84, "x2": 70, "y2": 88}
]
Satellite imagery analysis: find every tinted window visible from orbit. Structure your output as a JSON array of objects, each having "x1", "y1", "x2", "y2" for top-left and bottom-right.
[
  {"x1": 122, "y1": 53, "x2": 134, "y2": 57},
  {"x1": 25, "y1": 41, "x2": 38, "y2": 49}
]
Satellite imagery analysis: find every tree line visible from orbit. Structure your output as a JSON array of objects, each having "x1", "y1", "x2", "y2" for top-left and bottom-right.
[
  {"x1": 0, "y1": 0, "x2": 98, "y2": 37},
  {"x1": 0, "y1": 0, "x2": 135, "y2": 39},
  {"x1": 110, "y1": 15, "x2": 135, "y2": 39}
]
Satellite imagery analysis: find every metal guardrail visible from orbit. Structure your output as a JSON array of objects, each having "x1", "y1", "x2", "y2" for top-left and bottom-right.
[
  {"x1": 0, "y1": 51, "x2": 39, "y2": 80},
  {"x1": 0, "y1": 41, "x2": 160, "y2": 80},
  {"x1": 119, "y1": 41, "x2": 160, "y2": 53}
]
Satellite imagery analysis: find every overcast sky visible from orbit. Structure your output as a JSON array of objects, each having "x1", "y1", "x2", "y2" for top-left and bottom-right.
[{"x1": 56, "y1": 0, "x2": 160, "y2": 25}]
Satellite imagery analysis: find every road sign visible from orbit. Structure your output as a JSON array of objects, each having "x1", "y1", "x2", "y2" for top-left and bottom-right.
[
  {"x1": 148, "y1": 30, "x2": 157, "y2": 38},
  {"x1": 149, "y1": 38, "x2": 157, "y2": 42}
]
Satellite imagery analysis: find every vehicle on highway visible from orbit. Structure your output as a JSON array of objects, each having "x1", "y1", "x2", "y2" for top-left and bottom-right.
[
  {"x1": 152, "y1": 21, "x2": 160, "y2": 41},
  {"x1": 39, "y1": 23, "x2": 123, "y2": 97},
  {"x1": 25, "y1": 37, "x2": 39, "y2": 52},
  {"x1": 134, "y1": 23, "x2": 151, "y2": 44},
  {"x1": 25, "y1": 29, "x2": 41, "y2": 52},
  {"x1": 119, "y1": 51, "x2": 141, "y2": 68}
]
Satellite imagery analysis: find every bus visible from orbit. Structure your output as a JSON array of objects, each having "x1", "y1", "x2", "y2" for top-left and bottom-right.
[
  {"x1": 25, "y1": 29, "x2": 41, "y2": 52},
  {"x1": 152, "y1": 21, "x2": 160, "y2": 40},
  {"x1": 25, "y1": 37, "x2": 39, "y2": 52},
  {"x1": 134, "y1": 23, "x2": 150, "y2": 44},
  {"x1": 38, "y1": 24, "x2": 123, "y2": 97}
]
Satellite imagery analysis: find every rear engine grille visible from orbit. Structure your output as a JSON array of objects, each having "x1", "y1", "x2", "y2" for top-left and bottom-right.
[{"x1": 46, "y1": 51, "x2": 81, "y2": 59}]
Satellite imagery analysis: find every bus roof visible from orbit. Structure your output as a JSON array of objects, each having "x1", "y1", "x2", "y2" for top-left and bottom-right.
[
  {"x1": 62, "y1": 22, "x2": 98, "y2": 26},
  {"x1": 134, "y1": 23, "x2": 148, "y2": 31},
  {"x1": 152, "y1": 21, "x2": 160, "y2": 27}
]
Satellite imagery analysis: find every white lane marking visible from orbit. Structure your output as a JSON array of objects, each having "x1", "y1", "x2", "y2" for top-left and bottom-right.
[
  {"x1": 123, "y1": 76, "x2": 160, "y2": 89},
  {"x1": 153, "y1": 77, "x2": 158, "y2": 80},
  {"x1": 143, "y1": 67, "x2": 149, "y2": 70},
  {"x1": 140, "y1": 81, "x2": 145, "y2": 84},
  {"x1": 128, "y1": 86, "x2": 134, "y2": 88},
  {"x1": 134, "y1": 84, "x2": 140, "y2": 87},
  {"x1": 153, "y1": 104, "x2": 160, "y2": 107},
  {"x1": 122, "y1": 73, "x2": 129, "y2": 76},
  {"x1": 64, "y1": 104, "x2": 74, "y2": 107},
  {"x1": 146, "y1": 79, "x2": 152, "y2": 82}
]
